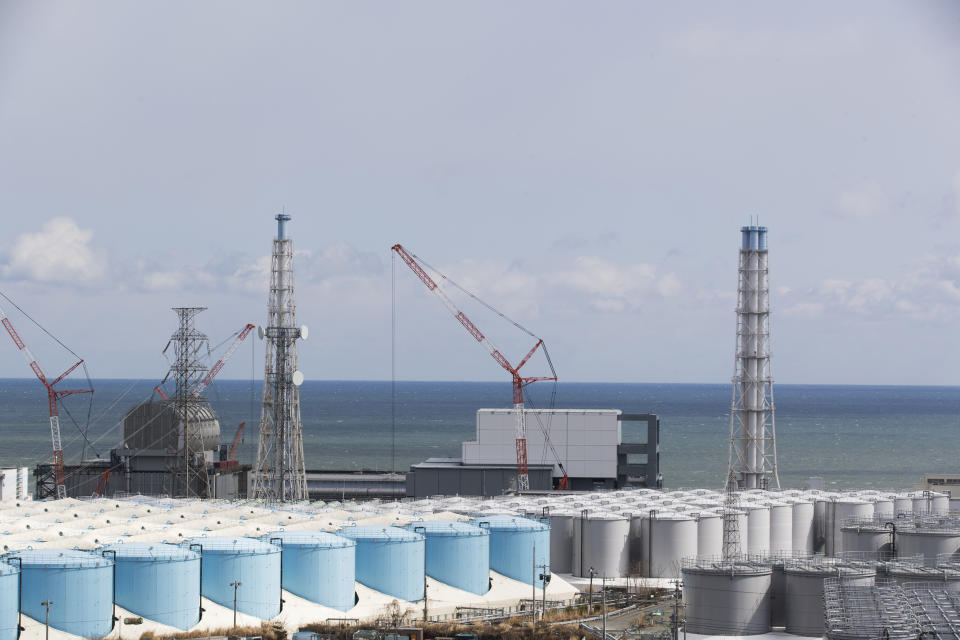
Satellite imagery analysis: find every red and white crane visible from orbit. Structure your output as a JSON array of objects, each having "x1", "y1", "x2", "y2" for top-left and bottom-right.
[
  {"x1": 192, "y1": 323, "x2": 256, "y2": 398},
  {"x1": 392, "y1": 244, "x2": 560, "y2": 491},
  {"x1": 0, "y1": 303, "x2": 93, "y2": 500}
]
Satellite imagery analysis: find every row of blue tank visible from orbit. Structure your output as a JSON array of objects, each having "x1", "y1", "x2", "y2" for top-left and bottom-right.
[{"x1": 0, "y1": 514, "x2": 550, "y2": 639}]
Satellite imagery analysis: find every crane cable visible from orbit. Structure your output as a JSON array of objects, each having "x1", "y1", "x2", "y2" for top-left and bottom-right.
[
  {"x1": 397, "y1": 251, "x2": 565, "y2": 476},
  {"x1": 0, "y1": 289, "x2": 99, "y2": 459}
]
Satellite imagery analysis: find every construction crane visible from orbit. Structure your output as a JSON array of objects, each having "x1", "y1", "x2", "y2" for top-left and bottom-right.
[
  {"x1": 392, "y1": 244, "x2": 563, "y2": 491},
  {"x1": 0, "y1": 303, "x2": 93, "y2": 500}
]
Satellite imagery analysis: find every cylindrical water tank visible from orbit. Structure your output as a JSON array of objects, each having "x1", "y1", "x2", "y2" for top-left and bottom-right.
[
  {"x1": 768, "y1": 503, "x2": 792, "y2": 556},
  {"x1": 894, "y1": 496, "x2": 913, "y2": 516},
  {"x1": 887, "y1": 565, "x2": 960, "y2": 592},
  {"x1": 338, "y1": 526, "x2": 424, "y2": 601},
  {"x1": 102, "y1": 542, "x2": 200, "y2": 629},
  {"x1": 548, "y1": 513, "x2": 574, "y2": 574},
  {"x1": 475, "y1": 515, "x2": 550, "y2": 587},
  {"x1": 839, "y1": 524, "x2": 892, "y2": 557},
  {"x1": 695, "y1": 512, "x2": 723, "y2": 559},
  {"x1": 791, "y1": 501, "x2": 815, "y2": 554},
  {"x1": 10, "y1": 549, "x2": 113, "y2": 638},
  {"x1": 784, "y1": 564, "x2": 874, "y2": 635},
  {"x1": 572, "y1": 514, "x2": 629, "y2": 578},
  {"x1": 190, "y1": 536, "x2": 281, "y2": 619},
  {"x1": 873, "y1": 499, "x2": 894, "y2": 520},
  {"x1": 897, "y1": 529, "x2": 960, "y2": 567},
  {"x1": 683, "y1": 563, "x2": 772, "y2": 635},
  {"x1": 933, "y1": 493, "x2": 951, "y2": 514},
  {"x1": 408, "y1": 521, "x2": 489, "y2": 595},
  {"x1": 265, "y1": 531, "x2": 356, "y2": 610},
  {"x1": 831, "y1": 500, "x2": 874, "y2": 556},
  {"x1": 647, "y1": 514, "x2": 697, "y2": 578},
  {"x1": 0, "y1": 561, "x2": 19, "y2": 640},
  {"x1": 746, "y1": 505, "x2": 770, "y2": 556}
]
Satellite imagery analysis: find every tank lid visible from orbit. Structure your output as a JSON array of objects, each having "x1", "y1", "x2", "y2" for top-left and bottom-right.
[
  {"x1": 101, "y1": 542, "x2": 199, "y2": 561},
  {"x1": 406, "y1": 520, "x2": 489, "y2": 537},
  {"x1": 8, "y1": 548, "x2": 113, "y2": 568},
  {"x1": 337, "y1": 525, "x2": 423, "y2": 542},
  {"x1": 474, "y1": 515, "x2": 549, "y2": 532},
  {"x1": 188, "y1": 536, "x2": 279, "y2": 554},
  {"x1": 264, "y1": 530, "x2": 356, "y2": 548}
]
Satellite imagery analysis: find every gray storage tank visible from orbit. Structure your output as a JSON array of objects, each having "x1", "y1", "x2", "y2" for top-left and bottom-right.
[
  {"x1": 572, "y1": 513, "x2": 629, "y2": 578},
  {"x1": 840, "y1": 522, "x2": 893, "y2": 558},
  {"x1": 548, "y1": 513, "x2": 574, "y2": 574},
  {"x1": 784, "y1": 560, "x2": 875, "y2": 636},
  {"x1": 682, "y1": 558, "x2": 772, "y2": 635},
  {"x1": 897, "y1": 526, "x2": 960, "y2": 567},
  {"x1": 646, "y1": 512, "x2": 697, "y2": 578}
]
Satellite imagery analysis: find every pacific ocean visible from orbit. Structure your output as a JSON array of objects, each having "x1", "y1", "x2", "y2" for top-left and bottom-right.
[{"x1": 0, "y1": 379, "x2": 957, "y2": 491}]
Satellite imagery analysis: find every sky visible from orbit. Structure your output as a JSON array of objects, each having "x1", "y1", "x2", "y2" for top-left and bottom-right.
[{"x1": 0, "y1": 1, "x2": 958, "y2": 386}]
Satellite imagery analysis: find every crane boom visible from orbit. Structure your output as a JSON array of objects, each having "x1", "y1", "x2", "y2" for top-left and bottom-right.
[
  {"x1": 0, "y1": 304, "x2": 93, "y2": 499},
  {"x1": 193, "y1": 323, "x2": 256, "y2": 397},
  {"x1": 392, "y1": 244, "x2": 559, "y2": 492}
]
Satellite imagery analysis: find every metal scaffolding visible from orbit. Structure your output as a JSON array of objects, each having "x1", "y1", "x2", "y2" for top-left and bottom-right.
[
  {"x1": 726, "y1": 224, "x2": 779, "y2": 490},
  {"x1": 252, "y1": 214, "x2": 308, "y2": 501},
  {"x1": 824, "y1": 578, "x2": 922, "y2": 640}
]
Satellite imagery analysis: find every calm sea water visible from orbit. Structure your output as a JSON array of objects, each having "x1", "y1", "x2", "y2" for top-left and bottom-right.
[{"x1": 0, "y1": 379, "x2": 957, "y2": 491}]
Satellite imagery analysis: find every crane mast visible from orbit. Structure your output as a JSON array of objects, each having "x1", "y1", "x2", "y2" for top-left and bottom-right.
[
  {"x1": 0, "y1": 304, "x2": 92, "y2": 500},
  {"x1": 392, "y1": 244, "x2": 555, "y2": 492}
]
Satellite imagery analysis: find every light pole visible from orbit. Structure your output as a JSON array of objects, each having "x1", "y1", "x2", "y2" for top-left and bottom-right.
[
  {"x1": 601, "y1": 575, "x2": 607, "y2": 640},
  {"x1": 588, "y1": 567, "x2": 596, "y2": 613},
  {"x1": 230, "y1": 581, "x2": 242, "y2": 628},
  {"x1": 41, "y1": 601, "x2": 53, "y2": 640}
]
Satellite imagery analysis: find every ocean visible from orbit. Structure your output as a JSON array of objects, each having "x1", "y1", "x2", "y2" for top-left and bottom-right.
[{"x1": 0, "y1": 379, "x2": 957, "y2": 491}]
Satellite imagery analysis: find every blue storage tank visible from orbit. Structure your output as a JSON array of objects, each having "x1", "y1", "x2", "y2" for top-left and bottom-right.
[
  {"x1": 190, "y1": 537, "x2": 280, "y2": 620},
  {"x1": 476, "y1": 515, "x2": 550, "y2": 587},
  {"x1": 265, "y1": 531, "x2": 356, "y2": 610},
  {"x1": 101, "y1": 542, "x2": 200, "y2": 629},
  {"x1": 9, "y1": 548, "x2": 113, "y2": 638},
  {"x1": 338, "y1": 526, "x2": 424, "y2": 601},
  {"x1": 0, "y1": 560, "x2": 19, "y2": 640},
  {"x1": 407, "y1": 520, "x2": 489, "y2": 595}
]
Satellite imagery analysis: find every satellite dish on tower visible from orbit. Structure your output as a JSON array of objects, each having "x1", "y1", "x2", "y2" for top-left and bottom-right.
[
  {"x1": 257, "y1": 326, "x2": 265, "y2": 340},
  {"x1": 292, "y1": 370, "x2": 304, "y2": 387},
  {"x1": 299, "y1": 325, "x2": 309, "y2": 340}
]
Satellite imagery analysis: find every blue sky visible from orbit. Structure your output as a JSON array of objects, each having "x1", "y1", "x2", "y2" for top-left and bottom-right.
[{"x1": 0, "y1": 1, "x2": 958, "y2": 385}]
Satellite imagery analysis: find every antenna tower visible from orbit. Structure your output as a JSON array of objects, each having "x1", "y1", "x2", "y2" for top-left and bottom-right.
[
  {"x1": 168, "y1": 306, "x2": 211, "y2": 498},
  {"x1": 253, "y1": 214, "x2": 308, "y2": 501},
  {"x1": 726, "y1": 224, "x2": 780, "y2": 490}
]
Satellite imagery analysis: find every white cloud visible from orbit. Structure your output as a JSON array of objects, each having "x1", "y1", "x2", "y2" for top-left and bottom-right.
[
  {"x1": 549, "y1": 256, "x2": 681, "y2": 311},
  {"x1": 2, "y1": 218, "x2": 105, "y2": 284},
  {"x1": 833, "y1": 180, "x2": 890, "y2": 219}
]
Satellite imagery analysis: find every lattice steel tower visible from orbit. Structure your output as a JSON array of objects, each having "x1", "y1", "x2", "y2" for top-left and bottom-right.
[
  {"x1": 253, "y1": 214, "x2": 308, "y2": 501},
  {"x1": 167, "y1": 306, "x2": 211, "y2": 498},
  {"x1": 726, "y1": 225, "x2": 780, "y2": 490}
]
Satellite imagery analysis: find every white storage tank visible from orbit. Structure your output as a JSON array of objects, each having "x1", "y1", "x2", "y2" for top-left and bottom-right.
[
  {"x1": 784, "y1": 561, "x2": 875, "y2": 636},
  {"x1": 840, "y1": 523, "x2": 892, "y2": 558},
  {"x1": 872, "y1": 498, "x2": 894, "y2": 519},
  {"x1": 830, "y1": 500, "x2": 874, "y2": 556},
  {"x1": 646, "y1": 513, "x2": 697, "y2": 578},
  {"x1": 695, "y1": 511, "x2": 723, "y2": 559},
  {"x1": 897, "y1": 526, "x2": 960, "y2": 567},
  {"x1": 894, "y1": 495, "x2": 914, "y2": 516},
  {"x1": 790, "y1": 500, "x2": 815, "y2": 554},
  {"x1": 767, "y1": 502, "x2": 792, "y2": 556},
  {"x1": 572, "y1": 514, "x2": 629, "y2": 578},
  {"x1": 682, "y1": 559, "x2": 772, "y2": 635},
  {"x1": 745, "y1": 505, "x2": 770, "y2": 556}
]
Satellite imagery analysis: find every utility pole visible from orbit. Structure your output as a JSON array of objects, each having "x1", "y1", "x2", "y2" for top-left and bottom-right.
[
  {"x1": 230, "y1": 581, "x2": 242, "y2": 628},
  {"x1": 531, "y1": 546, "x2": 537, "y2": 627},
  {"x1": 601, "y1": 576, "x2": 607, "y2": 640},
  {"x1": 41, "y1": 601, "x2": 53, "y2": 640},
  {"x1": 671, "y1": 579, "x2": 680, "y2": 640},
  {"x1": 588, "y1": 567, "x2": 595, "y2": 614}
]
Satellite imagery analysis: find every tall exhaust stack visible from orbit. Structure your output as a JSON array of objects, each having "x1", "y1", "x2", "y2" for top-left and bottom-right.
[
  {"x1": 726, "y1": 224, "x2": 780, "y2": 490},
  {"x1": 252, "y1": 214, "x2": 309, "y2": 501}
]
